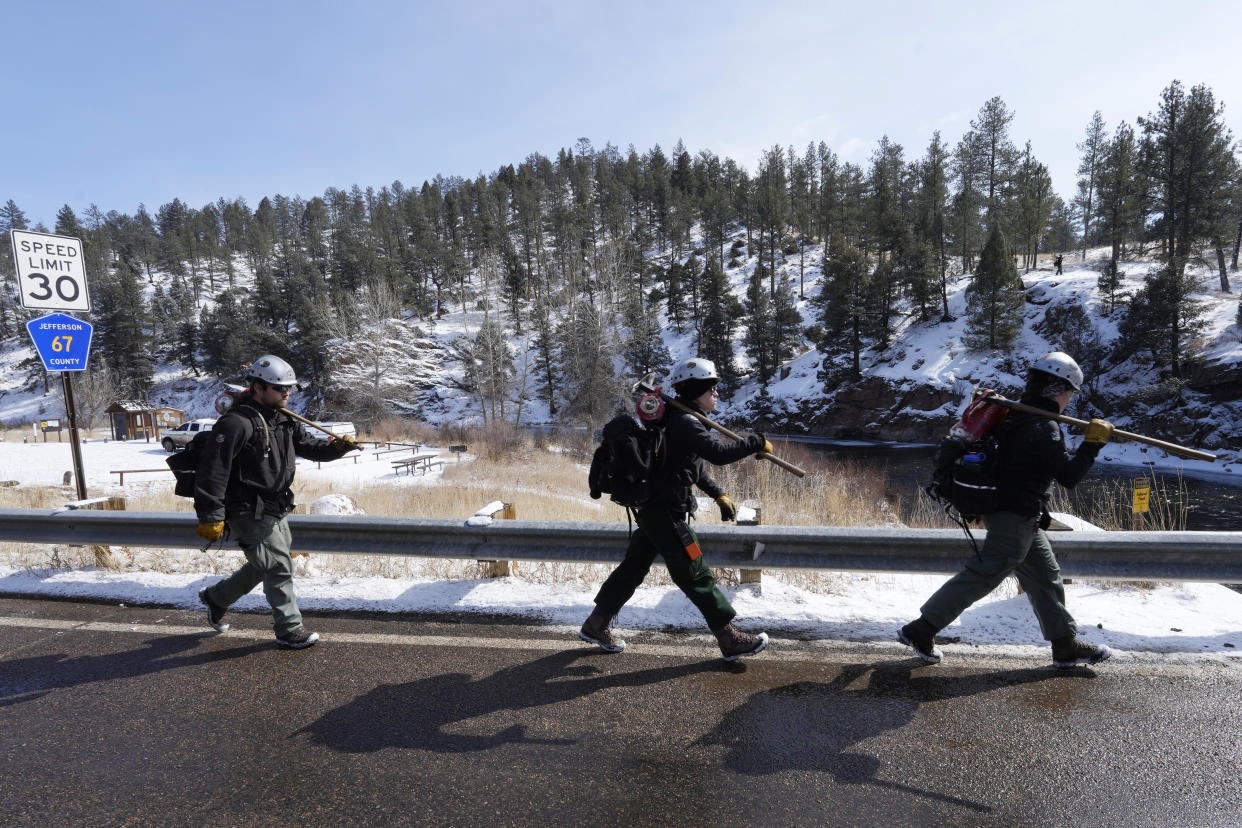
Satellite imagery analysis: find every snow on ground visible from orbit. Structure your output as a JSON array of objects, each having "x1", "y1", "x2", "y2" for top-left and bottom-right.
[
  {"x1": 0, "y1": 435, "x2": 1239, "y2": 661},
  {"x1": 0, "y1": 432, "x2": 449, "y2": 491}
]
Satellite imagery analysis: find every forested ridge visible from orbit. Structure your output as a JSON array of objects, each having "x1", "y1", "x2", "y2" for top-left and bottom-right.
[{"x1": 2, "y1": 84, "x2": 1240, "y2": 433}]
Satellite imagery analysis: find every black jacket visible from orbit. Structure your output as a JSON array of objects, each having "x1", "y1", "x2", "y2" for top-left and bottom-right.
[
  {"x1": 997, "y1": 395, "x2": 1100, "y2": 517},
  {"x1": 193, "y1": 397, "x2": 341, "y2": 522},
  {"x1": 644, "y1": 399, "x2": 765, "y2": 515}
]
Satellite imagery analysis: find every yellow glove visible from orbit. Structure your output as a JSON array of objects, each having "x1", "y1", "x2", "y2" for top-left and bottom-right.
[
  {"x1": 715, "y1": 494, "x2": 737, "y2": 522},
  {"x1": 1084, "y1": 418, "x2": 1113, "y2": 446},
  {"x1": 332, "y1": 435, "x2": 362, "y2": 454},
  {"x1": 197, "y1": 521, "x2": 225, "y2": 542},
  {"x1": 756, "y1": 432, "x2": 774, "y2": 455}
]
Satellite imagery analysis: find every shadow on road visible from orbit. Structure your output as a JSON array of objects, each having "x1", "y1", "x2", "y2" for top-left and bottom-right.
[
  {"x1": 299, "y1": 648, "x2": 721, "y2": 753},
  {"x1": 0, "y1": 634, "x2": 254, "y2": 707},
  {"x1": 700, "y1": 661, "x2": 1100, "y2": 814}
]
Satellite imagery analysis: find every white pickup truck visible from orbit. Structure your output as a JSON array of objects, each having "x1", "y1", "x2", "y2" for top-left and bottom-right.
[{"x1": 161, "y1": 418, "x2": 217, "y2": 452}]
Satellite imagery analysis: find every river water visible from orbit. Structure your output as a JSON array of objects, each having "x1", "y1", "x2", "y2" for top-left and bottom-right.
[{"x1": 796, "y1": 440, "x2": 1242, "y2": 532}]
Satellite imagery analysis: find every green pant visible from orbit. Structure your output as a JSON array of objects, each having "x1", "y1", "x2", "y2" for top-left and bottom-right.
[
  {"x1": 593, "y1": 508, "x2": 736, "y2": 631},
  {"x1": 920, "y1": 510, "x2": 1077, "y2": 641},
  {"x1": 204, "y1": 510, "x2": 303, "y2": 635}
]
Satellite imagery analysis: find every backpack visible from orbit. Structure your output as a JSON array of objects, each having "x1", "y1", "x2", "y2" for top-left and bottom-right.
[
  {"x1": 588, "y1": 414, "x2": 664, "y2": 508},
  {"x1": 166, "y1": 408, "x2": 269, "y2": 498},
  {"x1": 927, "y1": 390, "x2": 1010, "y2": 522}
]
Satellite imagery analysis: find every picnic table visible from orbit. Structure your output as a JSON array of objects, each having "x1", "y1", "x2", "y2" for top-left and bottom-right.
[{"x1": 391, "y1": 451, "x2": 444, "y2": 476}]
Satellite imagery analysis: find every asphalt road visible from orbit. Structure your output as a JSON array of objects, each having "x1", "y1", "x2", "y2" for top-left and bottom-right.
[{"x1": 1, "y1": 597, "x2": 1240, "y2": 826}]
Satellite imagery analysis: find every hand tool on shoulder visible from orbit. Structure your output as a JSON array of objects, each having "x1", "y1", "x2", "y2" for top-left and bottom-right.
[
  {"x1": 279, "y1": 408, "x2": 348, "y2": 441},
  {"x1": 981, "y1": 395, "x2": 1216, "y2": 463},
  {"x1": 631, "y1": 373, "x2": 807, "y2": 477}
]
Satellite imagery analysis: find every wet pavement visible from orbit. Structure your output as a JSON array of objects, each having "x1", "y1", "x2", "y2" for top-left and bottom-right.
[{"x1": 1, "y1": 596, "x2": 1240, "y2": 826}]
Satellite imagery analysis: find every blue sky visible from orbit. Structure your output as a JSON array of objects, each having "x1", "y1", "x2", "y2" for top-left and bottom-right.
[{"x1": 3, "y1": 0, "x2": 1241, "y2": 229}]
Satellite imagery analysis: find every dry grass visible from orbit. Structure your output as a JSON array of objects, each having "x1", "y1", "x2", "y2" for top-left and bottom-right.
[{"x1": 1053, "y1": 474, "x2": 1188, "y2": 532}]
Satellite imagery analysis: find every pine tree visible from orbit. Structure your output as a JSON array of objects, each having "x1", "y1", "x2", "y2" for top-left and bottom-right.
[
  {"x1": 621, "y1": 287, "x2": 671, "y2": 381},
  {"x1": 951, "y1": 132, "x2": 986, "y2": 273},
  {"x1": 964, "y1": 224, "x2": 1025, "y2": 351},
  {"x1": 816, "y1": 240, "x2": 869, "y2": 382},
  {"x1": 915, "y1": 132, "x2": 951, "y2": 319},
  {"x1": 771, "y1": 275, "x2": 803, "y2": 371},
  {"x1": 743, "y1": 263, "x2": 776, "y2": 384},
  {"x1": 755, "y1": 145, "x2": 788, "y2": 295},
  {"x1": 1042, "y1": 303, "x2": 1102, "y2": 393},
  {"x1": 1074, "y1": 111, "x2": 1108, "y2": 258},
  {"x1": 200, "y1": 289, "x2": 271, "y2": 377},
  {"x1": 529, "y1": 293, "x2": 560, "y2": 417},
  {"x1": 1095, "y1": 122, "x2": 1139, "y2": 268},
  {"x1": 1012, "y1": 142, "x2": 1054, "y2": 270},
  {"x1": 1139, "y1": 81, "x2": 1238, "y2": 280},
  {"x1": 54, "y1": 204, "x2": 83, "y2": 237},
  {"x1": 167, "y1": 274, "x2": 200, "y2": 375},
  {"x1": 663, "y1": 261, "x2": 685, "y2": 333},
  {"x1": 155, "y1": 198, "x2": 189, "y2": 277},
  {"x1": 971, "y1": 96, "x2": 1018, "y2": 223},
  {"x1": 468, "y1": 317, "x2": 514, "y2": 423},
  {"x1": 1115, "y1": 265, "x2": 1208, "y2": 374},
  {"x1": 557, "y1": 297, "x2": 623, "y2": 426},
  {"x1": 0, "y1": 200, "x2": 27, "y2": 340},
  {"x1": 1097, "y1": 260, "x2": 1125, "y2": 314},
  {"x1": 94, "y1": 260, "x2": 154, "y2": 396},
  {"x1": 697, "y1": 260, "x2": 742, "y2": 387},
  {"x1": 0, "y1": 199, "x2": 28, "y2": 232},
  {"x1": 789, "y1": 144, "x2": 815, "y2": 298}
]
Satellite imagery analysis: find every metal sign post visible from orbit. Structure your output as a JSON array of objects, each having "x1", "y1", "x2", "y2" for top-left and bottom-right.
[
  {"x1": 61, "y1": 374, "x2": 87, "y2": 500},
  {"x1": 24, "y1": 311, "x2": 95, "y2": 502}
]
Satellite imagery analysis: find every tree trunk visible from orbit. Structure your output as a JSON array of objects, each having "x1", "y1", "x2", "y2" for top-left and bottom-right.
[
  {"x1": 799, "y1": 239, "x2": 805, "y2": 299},
  {"x1": 1217, "y1": 246, "x2": 1230, "y2": 293},
  {"x1": 1233, "y1": 210, "x2": 1241, "y2": 270},
  {"x1": 940, "y1": 263, "x2": 949, "y2": 319}
]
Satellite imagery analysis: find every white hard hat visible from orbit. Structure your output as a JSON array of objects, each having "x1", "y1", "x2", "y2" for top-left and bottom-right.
[
  {"x1": 245, "y1": 354, "x2": 300, "y2": 388},
  {"x1": 1030, "y1": 351, "x2": 1083, "y2": 391},
  {"x1": 669, "y1": 357, "x2": 719, "y2": 386}
]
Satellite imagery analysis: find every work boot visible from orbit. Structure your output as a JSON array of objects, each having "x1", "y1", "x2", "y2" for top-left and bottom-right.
[
  {"x1": 713, "y1": 623, "x2": 769, "y2": 662},
  {"x1": 898, "y1": 618, "x2": 943, "y2": 664},
  {"x1": 579, "y1": 606, "x2": 626, "y2": 653},
  {"x1": 1051, "y1": 636, "x2": 1111, "y2": 669},
  {"x1": 276, "y1": 627, "x2": 320, "y2": 649},
  {"x1": 198, "y1": 587, "x2": 229, "y2": 632}
]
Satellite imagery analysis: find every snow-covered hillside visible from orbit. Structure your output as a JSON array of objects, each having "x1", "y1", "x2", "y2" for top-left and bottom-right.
[{"x1": 2, "y1": 236, "x2": 1239, "y2": 471}]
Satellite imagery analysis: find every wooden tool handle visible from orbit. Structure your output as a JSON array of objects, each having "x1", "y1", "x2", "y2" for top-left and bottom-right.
[
  {"x1": 279, "y1": 408, "x2": 341, "y2": 439},
  {"x1": 985, "y1": 397, "x2": 1216, "y2": 463},
  {"x1": 662, "y1": 396, "x2": 808, "y2": 478}
]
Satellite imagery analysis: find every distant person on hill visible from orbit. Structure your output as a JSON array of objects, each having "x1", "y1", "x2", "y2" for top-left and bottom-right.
[
  {"x1": 899, "y1": 351, "x2": 1115, "y2": 669},
  {"x1": 579, "y1": 357, "x2": 774, "y2": 662},
  {"x1": 1054, "y1": 254, "x2": 1063, "y2": 275},
  {"x1": 195, "y1": 354, "x2": 360, "y2": 649}
]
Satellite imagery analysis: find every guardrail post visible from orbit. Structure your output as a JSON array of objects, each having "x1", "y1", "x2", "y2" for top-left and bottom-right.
[
  {"x1": 476, "y1": 501, "x2": 515, "y2": 577},
  {"x1": 738, "y1": 501, "x2": 762, "y2": 586},
  {"x1": 64, "y1": 496, "x2": 127, "y2": 568}
]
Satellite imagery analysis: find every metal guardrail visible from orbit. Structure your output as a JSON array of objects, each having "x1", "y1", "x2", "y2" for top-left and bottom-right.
[{"x1": 2, "y1": 508, "x2": 1241, "y2": 581}]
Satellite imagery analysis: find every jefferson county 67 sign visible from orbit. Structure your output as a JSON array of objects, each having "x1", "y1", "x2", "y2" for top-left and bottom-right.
[
  {"x1": 10, "y1": 229, "x2": 91, "y2": 312},
  {"x1": 26, "y1": 312, "x2": 94, "y2": 372}
]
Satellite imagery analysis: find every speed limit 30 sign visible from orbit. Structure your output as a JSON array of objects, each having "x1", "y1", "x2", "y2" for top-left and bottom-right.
[{"x1": 10, "y1": 229, "x2": 91, "y2": 312}]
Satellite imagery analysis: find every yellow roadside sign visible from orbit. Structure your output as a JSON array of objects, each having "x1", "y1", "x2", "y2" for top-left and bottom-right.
[{"x1": 1132, "y1": 479, "x2": 1151, "y2": 513}]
